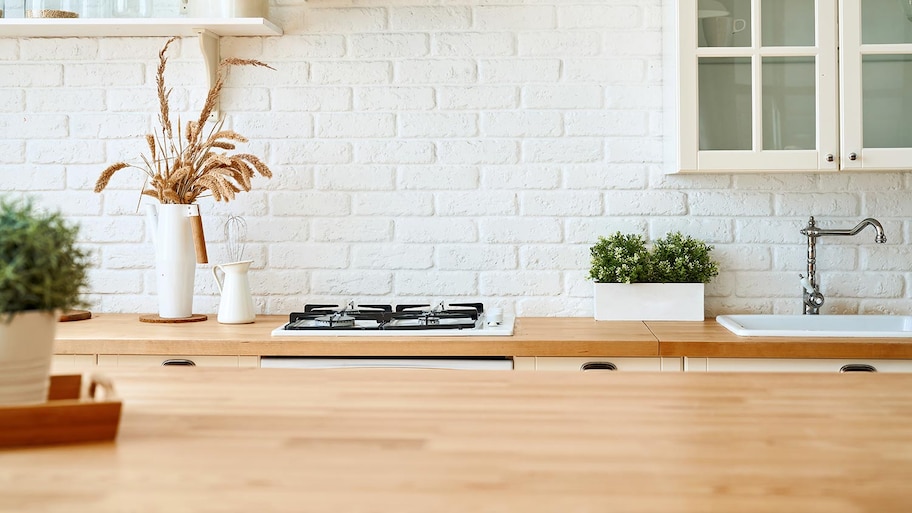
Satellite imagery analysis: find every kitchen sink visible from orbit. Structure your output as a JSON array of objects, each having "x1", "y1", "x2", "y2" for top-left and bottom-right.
[{"x1": 716, "y1": 314, "x2": 912, "y2": 338}]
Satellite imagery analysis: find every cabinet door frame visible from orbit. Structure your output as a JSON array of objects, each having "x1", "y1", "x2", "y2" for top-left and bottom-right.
[
  {"x1": 534, "y1": 357, "x2": 683, "y2": 372},
  {"x1": 685, "y1": 357, "x2": 912, "y2": 372},
  {"x1": 839, "y1": 0, "x2": 912, "y2": 170},
  {"x1": 668, "y1": 0, "x2": 839, "y2": 173}
]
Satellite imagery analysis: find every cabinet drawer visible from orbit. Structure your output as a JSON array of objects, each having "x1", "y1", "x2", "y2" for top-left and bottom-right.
[
  {"x1": 535, "y1": 357, "x2": 682, "y2": 372},
  {"x1": 51, "y1": 354, "x2": 96, "y2": 371},
  {"x1": 686, "y1": 358, "x2": 912, "y2": 373},
  {"x1": 97, "y1": 355, "x2": 258, "y2": 368}
]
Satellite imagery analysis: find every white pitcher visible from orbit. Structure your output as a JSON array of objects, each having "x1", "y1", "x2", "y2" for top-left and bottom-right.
[
  {"x1": 212, "y1": 260, "x2": 255, "y2": 324},
  {"x1": 146, "y1": 204, "x2": 198, "y2": 318}
]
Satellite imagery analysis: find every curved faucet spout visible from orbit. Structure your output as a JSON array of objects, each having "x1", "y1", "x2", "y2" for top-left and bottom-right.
[
  {"x1": 801, "y1": 216, "x2": 887, "y2": 243},
  {"x1": 860, "y1": 218, "x2": 887, "y2": 244}
]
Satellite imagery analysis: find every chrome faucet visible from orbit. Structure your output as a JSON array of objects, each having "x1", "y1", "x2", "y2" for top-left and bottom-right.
[{"x1": 798, "y1": 216, "x2": 886, "y2": 314}]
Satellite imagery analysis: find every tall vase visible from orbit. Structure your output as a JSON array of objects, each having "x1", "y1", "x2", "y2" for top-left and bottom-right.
[{"x1": 148, "y1": 204, "x2": 198, "y2": 318}]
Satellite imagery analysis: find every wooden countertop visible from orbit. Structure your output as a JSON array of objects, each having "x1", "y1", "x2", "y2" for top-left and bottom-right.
[
  {"x1": 4, "y1": 367, "x2": 912, "y2": 511},
  {"x1": 54, "y1": 314, "x2": 912, "y2": 359},
  {"x1": 649, "y1": 320, "x2": 912, "y2": 359},
  {"x1": 54, "y1": 314, "x2": 658, "y2": 357}
]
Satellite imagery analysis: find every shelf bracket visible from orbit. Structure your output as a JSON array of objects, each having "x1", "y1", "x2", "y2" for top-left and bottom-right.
[{"x1": 195, "y1": 28, "x2": 221, "y2": 121}]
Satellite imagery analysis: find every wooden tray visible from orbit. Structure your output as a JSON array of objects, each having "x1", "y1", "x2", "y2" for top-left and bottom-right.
[{"x1": 0, "y1": 374, "x2": 122, "y2": 448}]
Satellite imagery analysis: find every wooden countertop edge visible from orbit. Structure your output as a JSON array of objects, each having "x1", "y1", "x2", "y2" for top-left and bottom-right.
[
  {"x1": 53, "y1": 340, "x2": 660, "y2": 357},
  {"x1": 52, "y1": 314, "x2": 912, "y2": 359},
  {"x1": 53, "y1": 315, "x2": 659, "y2": 357},
  {"x1": 647, "y1": 320, "x2": 912, "y2": 359}
]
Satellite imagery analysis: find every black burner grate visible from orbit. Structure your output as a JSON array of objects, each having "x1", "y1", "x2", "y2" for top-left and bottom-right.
[{"x1": 284, "y1": 302, "x2": 484, "y2": 331}]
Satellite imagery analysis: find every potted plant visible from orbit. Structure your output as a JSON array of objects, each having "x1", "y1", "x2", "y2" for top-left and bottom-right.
[
  {"x1": 93, "y1": 37, "x2": 274, "y2": 320},
  {"x1": 0, "y1": 196, "x2": 90, "y2": 405},
  {"x1": 589, "y1": 231, "x2": 719, "y2": 321}
]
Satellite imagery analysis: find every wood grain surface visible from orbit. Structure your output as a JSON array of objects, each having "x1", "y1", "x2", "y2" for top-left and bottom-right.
[
  {"x1": 649, "y1": 320, "x2": 912, "y2": 358},
  {"x1": 1, "y1": 367, "x2": 911, "y2": 512},
  {"x1": 52, "y1": 314, "x2": 912, "y2": 359},
  {"x1": 54, "y1": 314, "x2": 659, "y2": 357}
]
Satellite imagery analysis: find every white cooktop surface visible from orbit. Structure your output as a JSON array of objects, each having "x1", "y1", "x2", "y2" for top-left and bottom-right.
[{"x1": 271, "y1": 316, "x2": 515, "y2": 337}]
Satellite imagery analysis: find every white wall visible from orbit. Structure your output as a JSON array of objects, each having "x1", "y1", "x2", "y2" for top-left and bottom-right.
[{"x1": 1, "y1": 0, "x2": 910, "y2": 317}]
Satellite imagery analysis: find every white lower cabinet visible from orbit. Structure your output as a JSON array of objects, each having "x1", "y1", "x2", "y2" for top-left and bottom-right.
[
  {"x1": 51, "y1": 354, "x2": 97, "y2": 371},
  {"x1": 512, "y1": 357, "x2": 535, "y2": 370},
  {"x1": 533, "y1": 357, "x2": 683, "y2": 372},
  {"x1": 685, "y1": 358, "x2": 912, "y2": 373},
  {"x1": 97, "y1": 355, "x2": 259, "y2": 368}
]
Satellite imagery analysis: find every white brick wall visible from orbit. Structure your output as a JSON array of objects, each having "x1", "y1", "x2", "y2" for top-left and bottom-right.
[{"x1": 2, "y1": 0, "x2": 910, "y2": 317}]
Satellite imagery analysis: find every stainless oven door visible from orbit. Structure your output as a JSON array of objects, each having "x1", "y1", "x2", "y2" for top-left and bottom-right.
[{"x1": 260, "y1": 357, "x2": 513, "y2": 370}]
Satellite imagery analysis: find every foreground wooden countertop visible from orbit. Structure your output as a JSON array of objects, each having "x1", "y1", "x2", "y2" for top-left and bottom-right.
[
  {"x1": 53, "y1": 314, "x2": 912, "y2": 359},
  {"x1": 3, "y1": 367, "x2": 912, "y2": 512}
]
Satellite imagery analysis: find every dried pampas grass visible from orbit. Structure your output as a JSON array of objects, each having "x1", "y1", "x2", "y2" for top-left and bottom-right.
[{"x1": 95, "y1": 37, "x2": 274, "y2": 204}]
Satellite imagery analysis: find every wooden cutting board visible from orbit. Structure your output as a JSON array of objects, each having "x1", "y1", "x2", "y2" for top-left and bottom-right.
[{"x1": 58, "y1": 310, "x2": 91, "y2": 322}]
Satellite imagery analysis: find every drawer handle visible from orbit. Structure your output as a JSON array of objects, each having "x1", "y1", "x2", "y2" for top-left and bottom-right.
[
  {"x1": 161, "y1": 359, "x2": 196, "y2": 366},
  {"x1": 581, "y1": 362, "x2": 618, "y2": 371},
  {"x1": 839, "y1": 363, "x2": 877, "y2": 373}
]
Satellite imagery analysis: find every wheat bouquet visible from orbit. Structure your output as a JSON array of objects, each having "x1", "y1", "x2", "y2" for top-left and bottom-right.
[{"x1": 95, "y1": 37, "x2": 274, "y2": 204}]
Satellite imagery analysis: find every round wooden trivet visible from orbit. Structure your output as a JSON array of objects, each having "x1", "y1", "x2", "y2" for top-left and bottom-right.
[
  {"x1": 59, "y1": 310, "x2": 92, "y2": 322},
  {"x1": 139, "y1": 314, "x2": 209, "y2": 323}
]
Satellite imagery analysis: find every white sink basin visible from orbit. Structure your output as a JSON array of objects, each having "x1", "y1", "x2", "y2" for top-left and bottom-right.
[{"x1": 716, "y1": 314, "x2": 912, "y2": 338}]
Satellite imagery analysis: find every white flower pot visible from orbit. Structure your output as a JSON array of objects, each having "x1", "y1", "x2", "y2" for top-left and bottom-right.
[
  {"x1": 593, "y1": 283, "x2": 705, "y2": 321},
  {"x1": 0, "y1": 310, "x2": 57, "y2": 405}
]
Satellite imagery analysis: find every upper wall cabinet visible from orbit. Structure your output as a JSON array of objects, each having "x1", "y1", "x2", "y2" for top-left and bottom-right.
[{"x1": 666, "y1": 0, "x2": 912, "y2": 174}]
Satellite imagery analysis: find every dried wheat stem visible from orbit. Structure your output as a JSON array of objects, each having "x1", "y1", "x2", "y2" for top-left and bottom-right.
[{"x1": 94, "y1": 162, "x2": 130, "y2": 192}]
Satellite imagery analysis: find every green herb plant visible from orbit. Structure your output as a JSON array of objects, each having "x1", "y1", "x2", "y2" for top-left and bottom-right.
[
  {"x1": 587, "y1": 232, "x2": 651, "y2": 284},
  {"x1": 589, "y1": 231, "x2": 719, "y2": 284},
  {"x1": 0, "y1": 197, "x2": 91, "y2": 320}
]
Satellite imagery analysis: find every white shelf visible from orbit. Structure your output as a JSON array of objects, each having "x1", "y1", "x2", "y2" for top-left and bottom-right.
[
  {"x1": 0, "y1": 17, "x2": 282, "y2": 119},
  {"x1": 0, "y1": 17, "x2": 283, "y2": 37}
]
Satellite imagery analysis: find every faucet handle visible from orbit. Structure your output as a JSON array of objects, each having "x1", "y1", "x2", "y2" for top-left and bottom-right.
[{"x1": 799, "y1": 274, "x2": 816, "y2": 294}]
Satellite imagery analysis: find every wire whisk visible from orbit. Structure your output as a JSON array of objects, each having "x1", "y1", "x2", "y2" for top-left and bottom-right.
[{"x1": 224, "y1": 215, "x2": 247, "y2": 263}]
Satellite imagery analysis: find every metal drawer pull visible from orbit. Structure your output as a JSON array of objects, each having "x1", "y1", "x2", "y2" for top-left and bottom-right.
[
  {"x1": 826, "y1": 154, "x2": 834, "y2": 162},
  {"x1": 581, "y1": 362, "x2": 618, "y2": 371},
  {"x1": 161, "y1": 359, "x2": 196, "y2": 366},
  {"x1": 839, "y1": 363, "x2": 876, "y2": 373},
  {"x1": 849, "y1": 152, "x2": 857, "y2": 161}
]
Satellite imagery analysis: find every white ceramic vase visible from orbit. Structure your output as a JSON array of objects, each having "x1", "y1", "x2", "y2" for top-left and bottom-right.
[
  {"x1": 0, "y1": 310, "x2": 57, "y2": 405},
  {"x1": 147, "y1": 204, "x2": 198, "y2": 319}
]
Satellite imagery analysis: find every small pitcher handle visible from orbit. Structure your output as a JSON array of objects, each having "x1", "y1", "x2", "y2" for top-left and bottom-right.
[{"x1": 211, "y1": 264, "x2": 225, "y2": 293}]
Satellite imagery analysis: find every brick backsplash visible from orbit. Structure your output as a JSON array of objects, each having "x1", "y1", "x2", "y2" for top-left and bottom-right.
[{"x1": 1, "y1": 0, "x2": 910, "y2": 317}]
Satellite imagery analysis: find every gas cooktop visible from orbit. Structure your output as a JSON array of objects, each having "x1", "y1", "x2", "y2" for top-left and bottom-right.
[{"x1": 271, "y1": 301, "x2": 514, "y2": 337}]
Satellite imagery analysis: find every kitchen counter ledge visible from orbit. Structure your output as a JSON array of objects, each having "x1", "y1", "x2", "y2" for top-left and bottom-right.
[
  {"x1": 3, "y1": 367, "x2": 912, "y2": 512},
  {"x1": 54, "y1": 314, "x2": 659, "y2": 357},
  {"x1": 53, "y1": 314, "x2": 912, "y2": 359},
  {"x1": 650, "y1": 320, "x2": 912, "y2": 359}
]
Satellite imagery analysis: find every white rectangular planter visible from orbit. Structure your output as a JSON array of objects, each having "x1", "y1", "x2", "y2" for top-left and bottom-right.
[{"x1": 593, "y1": 283, "x2": 705, "y2": 321}]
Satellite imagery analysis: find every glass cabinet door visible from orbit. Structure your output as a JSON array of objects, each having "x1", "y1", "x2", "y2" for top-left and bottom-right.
[
  {"x1": 840, "y1": 0, "x2": 912, "y2": 170},
  {"x1": 675, "y1": 0, "x2": 838, "y2": 173}
]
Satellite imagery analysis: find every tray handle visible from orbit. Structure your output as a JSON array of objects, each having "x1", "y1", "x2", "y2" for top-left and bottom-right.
[{"x1": 86, "y1": 374, "x2": 118, "y2": 402}]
